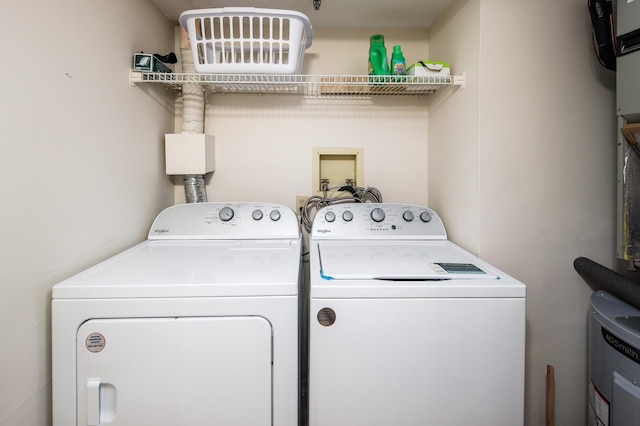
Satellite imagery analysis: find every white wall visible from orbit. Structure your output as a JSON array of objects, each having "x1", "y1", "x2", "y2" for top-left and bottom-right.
[
  {"x1": 428, "y1": 0, "x2": 482, "y2": 251},
  {"x1": 430, "y1": 0, "x2": 617, "y2": 425},
  {"x1": 0, "y1": 0, "x2": 175, "y2": 424},
  {"x1": 196, "y1": 28, "x2": 433, "y2": 208},
  {"x1": 479, "y1": 2, "x2": 616, "y2": 425}
]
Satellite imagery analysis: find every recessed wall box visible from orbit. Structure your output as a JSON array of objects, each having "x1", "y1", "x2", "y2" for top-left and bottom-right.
[
  {"x1": 165, "y1": 134, "x2": 215, "y2": 175},
  {"x1": 312, "y1": 147, "x2": 364, "y2": 196}
]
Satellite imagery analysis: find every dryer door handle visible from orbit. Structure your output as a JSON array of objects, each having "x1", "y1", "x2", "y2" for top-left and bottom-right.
[
  {"x1": 86, "y1": 378, "x2": 101, "y2": 425},
  {"x1": 86, "y1": 378, "x2": 116, "y2": 425}
]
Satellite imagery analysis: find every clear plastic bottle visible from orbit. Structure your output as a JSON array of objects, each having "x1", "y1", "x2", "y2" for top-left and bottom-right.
[{"x1": 391, "y1": 45, "x2": 406, "y2": 75}]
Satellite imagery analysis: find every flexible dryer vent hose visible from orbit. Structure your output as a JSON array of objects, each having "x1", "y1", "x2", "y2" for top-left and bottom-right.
[
  {"x1": 184, "y1": 175, "x2": 207, "y2": 203},
  {"x1": 180, "y1": 28, "x2": 207, "y2": 203},
  {"x1": 180, "y1": 50, "x2": 204, "y2": 134}
]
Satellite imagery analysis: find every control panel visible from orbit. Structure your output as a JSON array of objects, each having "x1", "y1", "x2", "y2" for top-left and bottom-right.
[
  {"x1": 148, "y1": 202, "x2": 300, "y2": 240},
  {"x1": 310, "y1": 203, "x2": 447, "y2": 240}
]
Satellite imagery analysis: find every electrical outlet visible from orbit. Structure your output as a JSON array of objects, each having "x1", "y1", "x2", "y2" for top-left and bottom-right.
[{"x1": 296, "y1": 196, "x2": 308, "y2": 214}]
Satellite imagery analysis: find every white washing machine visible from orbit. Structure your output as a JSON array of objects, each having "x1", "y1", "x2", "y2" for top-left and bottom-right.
[
  {"x1": 52, "y1": 202, "x2": 302, "y2": 426},
  {"x1": 308, "y1": 203, "x2": 526, "y2": 426}
]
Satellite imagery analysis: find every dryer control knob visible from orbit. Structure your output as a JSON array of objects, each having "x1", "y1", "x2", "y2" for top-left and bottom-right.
[
  {"x1": 219, "y1": 207, "x2": 234, "y2": 221},
  {"x1": 252, "y1": 209, "x2": 263, "y2": 221},
  {"x1": 270, "y1": 210, "x2": 281, "y2": 221},
  {"x1": 402, "y1": 211, "x2": 414, "y2": 222},
  {"x1": 420, "y1": 211, "x2": 432, "y2": 222},
  {"x1": 324, "y1": 211, "x2": 336, "y2": 222},
  {"x1": 370, "y1": 207, "x2": 385, "y2": 222},
  {"x1": 342, "y1": 211, "x2": 353, "y2": 222}
]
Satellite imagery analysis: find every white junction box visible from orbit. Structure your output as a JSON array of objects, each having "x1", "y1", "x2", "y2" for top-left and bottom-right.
[{"x1": 165, "y1": 134, "x2": 215, "y2": 175}]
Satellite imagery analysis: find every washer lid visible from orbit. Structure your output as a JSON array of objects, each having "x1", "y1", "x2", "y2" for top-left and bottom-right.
[
  {"x1": 317, "y1": 240, "x2": 500, "y2": 281},
  {"x1": 52, "y1": 239, "x2": 301, "y2": 299}
]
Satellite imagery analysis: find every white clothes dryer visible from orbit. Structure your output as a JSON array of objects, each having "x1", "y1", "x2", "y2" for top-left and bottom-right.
[
  {"x1": 308, "y1": 203, "x2": 526, "y2": 426},
  {"x1": 52, "y1": 202, "x2": 302, "y2": 426}
]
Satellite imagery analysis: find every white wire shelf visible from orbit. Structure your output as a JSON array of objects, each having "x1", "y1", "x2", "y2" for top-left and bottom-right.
[{"x1": 130, "y1": 71, "x2": 465, "y2": 97}]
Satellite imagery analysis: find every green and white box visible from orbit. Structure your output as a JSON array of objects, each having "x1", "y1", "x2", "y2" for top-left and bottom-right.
[
  {"x1": 133, "y1": 53, "x2": 172, "y2": 73},
  {"x1": 407, "y1": 61, "x2": 450, "y2": 77}
]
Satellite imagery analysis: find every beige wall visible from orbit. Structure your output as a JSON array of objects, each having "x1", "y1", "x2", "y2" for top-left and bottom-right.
[
  {"x1": 428, "y1": 0, "x2": 482, "y2": 251},
  {"x1": 194, "y1": 28, "x2": 433, "y2": 208},
  {"x1": 0, "y1": 0, "x2": 175, "y2": 424},
  {"x1": 430, "y1": 0, "x2": 617, "y2": 425},
  {"x1": 478, "y1": 2, "x2": 616, "y2": 425}
]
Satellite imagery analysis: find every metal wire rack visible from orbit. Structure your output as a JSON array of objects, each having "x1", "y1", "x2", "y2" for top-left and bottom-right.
[{"x1": 130, "y1": 71, "x2": 465, "y2": 97}]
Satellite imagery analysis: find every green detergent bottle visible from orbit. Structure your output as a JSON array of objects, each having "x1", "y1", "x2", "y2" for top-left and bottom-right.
[
  {"x1": 368, "y1": 34, "x2": 389, "y2": 75},
  {"x1": 391, "y1": 45, "x2": 406, "y2": 75}
]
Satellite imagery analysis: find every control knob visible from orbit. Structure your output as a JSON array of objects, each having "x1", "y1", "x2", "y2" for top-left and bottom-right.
[
  {"x1": 324, "y1": 211, "x2": 336, "y2": 222},
  {"x1": 252, "y1": 209, "x2": 263, "y2": 221},
  {"x1": 402, "y1": 211, "x2": 414, "y2": 222},
  {"x1": 420, "y1": 211, "x2": 432, "y2": 222},
  {"x1": 269, "y1": 210, "x2": 281, "y2": 221},
  {"x1": 342, "y1": 211, "x2": 354, "y2": 222},
  {"x1": 370, "y1": 207, "x2": 385, "y2": 223},
  {"x1": 219, "y1": 207, "x2": 234, "y2": 222}
]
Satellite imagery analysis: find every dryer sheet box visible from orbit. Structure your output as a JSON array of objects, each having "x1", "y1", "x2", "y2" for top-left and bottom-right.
[
  {"x1": 133, "y1": 53, "x2": 172, "y2": 73},
  {"x1": 407, "y1": 61, "x2": 451, "y2": 77}
]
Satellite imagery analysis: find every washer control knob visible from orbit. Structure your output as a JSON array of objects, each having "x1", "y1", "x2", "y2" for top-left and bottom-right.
[
  {"x1": 420, "y1": 211, "x2": 432, "y2": 223},
  {"x1": 370, "y1": 207, "x2": 385, "y2": 222},
  {"x1": 342, "y1": 211, "x2": 354, "y2": 222},
  {"x1": 219, "y1": 207, "x2": 234, "y2": 222},
  {"x1": 252, "y1": 209, "x2": 263, "y2": 221},
  {"x1": 324, "y1": 211, "x2": 336, "y2": 222},
  {"x1": 269, "y1": 210, "x2": 281, "y2": 221},
  {"x1": 402, "y1": 211, "x2": 414, "y2": 222}
]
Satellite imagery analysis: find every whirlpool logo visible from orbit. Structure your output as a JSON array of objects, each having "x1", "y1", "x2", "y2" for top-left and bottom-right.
[
  {"x1": 316, "y1": 229, "x2": 332, "y2": 234},
  {"x1": 153, "y1": 228, "x2": 170, "y2": 234},
  {"x1": 602, "y1": 327, "x2": 640, "y2": 364}
]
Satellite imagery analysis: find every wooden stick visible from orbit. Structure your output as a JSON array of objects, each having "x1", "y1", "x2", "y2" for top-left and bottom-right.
[{"x1": 546, "y1": 365, "x2": 555, "y2": 426}]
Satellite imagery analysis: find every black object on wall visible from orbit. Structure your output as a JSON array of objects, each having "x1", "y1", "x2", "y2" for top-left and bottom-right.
[
  {"x1": 574, "y1": 257, "x2": 640, "y2": 310},
  {"x1": 588, "y1": 0, "x2": 616, "y2": 70}
]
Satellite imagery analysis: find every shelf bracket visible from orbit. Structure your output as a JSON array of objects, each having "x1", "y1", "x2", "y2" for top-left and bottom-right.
[
  {"x1": 130, "y1": 69, "x2": 142, "y2": 87},
  {"x1": 453, "y1": 72, "x2": 465, "y2": 90}
]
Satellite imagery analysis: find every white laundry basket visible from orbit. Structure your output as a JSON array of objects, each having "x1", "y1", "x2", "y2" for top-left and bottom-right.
[{"x1": 179, "y1": 7, "x2": 313, "y2": 74}]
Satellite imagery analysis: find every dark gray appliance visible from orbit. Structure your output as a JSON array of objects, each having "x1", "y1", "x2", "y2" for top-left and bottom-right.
[{"x1": 589, "y1": 291, "x2": 640, "y2": 425}]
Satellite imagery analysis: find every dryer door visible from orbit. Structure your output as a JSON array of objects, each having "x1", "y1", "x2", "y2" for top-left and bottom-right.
[{"x1": 76, "y1": 316, "x2": 272, "y2": 426}]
